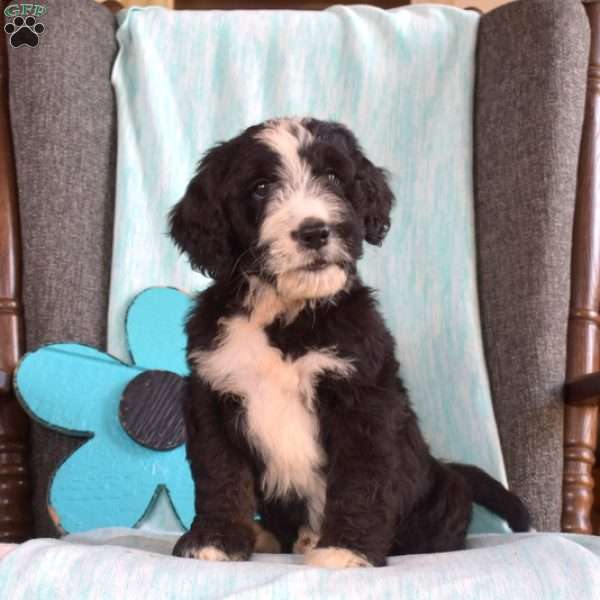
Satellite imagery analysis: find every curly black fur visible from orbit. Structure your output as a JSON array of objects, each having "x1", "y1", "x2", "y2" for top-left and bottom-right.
[{"x1": 170, "y1": 118, "x2": 530, "y2": 567}]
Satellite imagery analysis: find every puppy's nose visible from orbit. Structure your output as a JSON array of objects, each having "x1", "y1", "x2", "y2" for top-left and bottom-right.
[{"x1": 294, "y1": 219, "x2": 330, "y2": 250}]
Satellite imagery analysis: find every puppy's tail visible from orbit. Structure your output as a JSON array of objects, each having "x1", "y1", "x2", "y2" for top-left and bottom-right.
[{"x1": 450, "y1": 463, "x2": 531, "y2": 532}]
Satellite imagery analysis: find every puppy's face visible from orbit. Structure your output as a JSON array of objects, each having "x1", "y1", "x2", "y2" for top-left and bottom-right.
[{"x1": 170, "y1": 118, "x2": 394, "y2": 301}]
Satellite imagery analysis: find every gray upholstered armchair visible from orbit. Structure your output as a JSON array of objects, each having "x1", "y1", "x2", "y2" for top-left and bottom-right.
[{"x1": 0, "y1": 0, "x2": 598, "y2": 547}]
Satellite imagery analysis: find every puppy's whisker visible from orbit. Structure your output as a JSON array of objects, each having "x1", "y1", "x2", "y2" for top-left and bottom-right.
[{"x1": 230, "y1": 248, "x2": 252, "y2": 276}]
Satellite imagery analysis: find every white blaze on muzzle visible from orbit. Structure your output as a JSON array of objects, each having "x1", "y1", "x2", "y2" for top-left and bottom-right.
[{"x1": 256, "y1": 119, "x2": 350, "y2": 300}]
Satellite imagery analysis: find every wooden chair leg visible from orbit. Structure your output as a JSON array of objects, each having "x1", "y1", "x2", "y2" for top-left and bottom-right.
[
  {"x1": 562, "y1": 1, "x2": 600, "y2": 535},
  {"x1": 0, "y1": 10, "x2": 33, "y2": 543}
]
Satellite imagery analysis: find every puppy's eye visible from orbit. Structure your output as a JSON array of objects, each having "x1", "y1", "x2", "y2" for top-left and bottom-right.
[
  {"x1": 325, "y1": 170, "x2": 341, "y2": 186},
  {"x1": 251, "y1": 181, "x2": 270, "y2": 202}
]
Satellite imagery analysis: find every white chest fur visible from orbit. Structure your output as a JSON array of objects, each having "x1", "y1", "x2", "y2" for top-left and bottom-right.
[{"x1": 190, "y1": 282, "x2": 354, "y2": 530}]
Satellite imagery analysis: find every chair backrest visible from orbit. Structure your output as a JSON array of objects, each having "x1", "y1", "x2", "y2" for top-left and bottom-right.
[
  {"x1": 475, "y1": 0, "x2": 590, "y2": 532},
  {"x1": 0, "y1": 0, "x2": 594, "y2": 540},
  {"x1": 1, "y1": 0, "x2": 118, "y2": 540}
]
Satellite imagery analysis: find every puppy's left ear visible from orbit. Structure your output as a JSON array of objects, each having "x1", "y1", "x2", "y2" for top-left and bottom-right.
[
  {"x1": 355, "y1": 157, "x2": 394, "y2": 246},
  {"x1": 168, "y1": 149, "x2": 234, "y2": 279}
]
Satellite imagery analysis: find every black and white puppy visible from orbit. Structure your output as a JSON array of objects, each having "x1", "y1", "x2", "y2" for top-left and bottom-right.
[{"x1": 170, "y1": 117, "x2": 529, "y2": 568}]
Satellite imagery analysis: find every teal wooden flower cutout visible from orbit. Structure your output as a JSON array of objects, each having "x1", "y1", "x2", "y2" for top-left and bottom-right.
[{"x1": 14, "y1": 287, "x2": 194, "y2": 533}]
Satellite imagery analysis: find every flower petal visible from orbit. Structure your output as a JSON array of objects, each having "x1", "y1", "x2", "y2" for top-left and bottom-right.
[
  {"x1": 126, "y1": 287, "x2": 191, "y2": 375},
  {"x1": 51, "y1": 434, "x2": 193, "y2": 532},
  {"x1": 14, "y1": 343, "x2": 142, "y2": 436}
]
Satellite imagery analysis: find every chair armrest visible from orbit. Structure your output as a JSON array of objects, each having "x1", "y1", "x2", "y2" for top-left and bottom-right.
[
  {"x1": 0, "y1": 368, "x2": 10, "y2": 396},
  {"x1": 102, "y1": 1, "x2": 123, "y2": 13},
  {"x1": 565, "y1": 372, "x2": 600, "y2": 406}
]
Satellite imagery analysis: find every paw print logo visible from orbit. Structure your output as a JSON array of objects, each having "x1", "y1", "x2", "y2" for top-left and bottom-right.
[
  {"x1": 4, "y1": 15, "x2": 45, "y2": 48},
  {"x1": 14, "y1": 287, "x2": 195, "y2": 533}
]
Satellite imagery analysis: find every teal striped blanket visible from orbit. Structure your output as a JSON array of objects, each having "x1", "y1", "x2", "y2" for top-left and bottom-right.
[
  {"x1": 0, "y1": 530, "x2": 599, "y2": 599},
  {"x1": 108, "y1": 3, "x2": 505, "y2": 532}
]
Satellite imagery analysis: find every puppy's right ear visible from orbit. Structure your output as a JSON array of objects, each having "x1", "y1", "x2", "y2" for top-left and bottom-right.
[{"x1": 169, "y1": 156, "x2": 233, "y2": 280}]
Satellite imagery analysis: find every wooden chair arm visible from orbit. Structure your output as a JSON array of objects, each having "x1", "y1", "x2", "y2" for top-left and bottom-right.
[
  {"x1": 0, "y1": 369, "x2": 10, "y2": 397},
  {"x1": 0, "y1": 7, "x2": 33, "y2": 541},
  {"x1": 565, "y1": 372, "x2": 600, "y2": 406},
  {"x1": 103, "y1": 1, "x2": 124, "y2": 13}
]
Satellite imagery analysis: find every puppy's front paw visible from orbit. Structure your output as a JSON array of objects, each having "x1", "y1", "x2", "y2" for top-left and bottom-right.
[
  {"x1": 173, "y1": 525, "x2": 254, "y2": 561},
  {"x1": 182, "y1": 545, "x2": 232, "y2": 561},
  {"x1": 305, "y1": 547, "x2": 372, "y2": 569}
]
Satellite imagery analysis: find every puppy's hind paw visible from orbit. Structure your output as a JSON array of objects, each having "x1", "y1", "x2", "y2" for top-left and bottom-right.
[
  {"x1": 252, "y1": 522, "x2": 282, "y2": 554},
  {"x1": 305, "y1": 547, "x2": 372, "y2": 569},
  {"x1": 293, "y1": 526, "x2": 319, "y2": 554}
]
